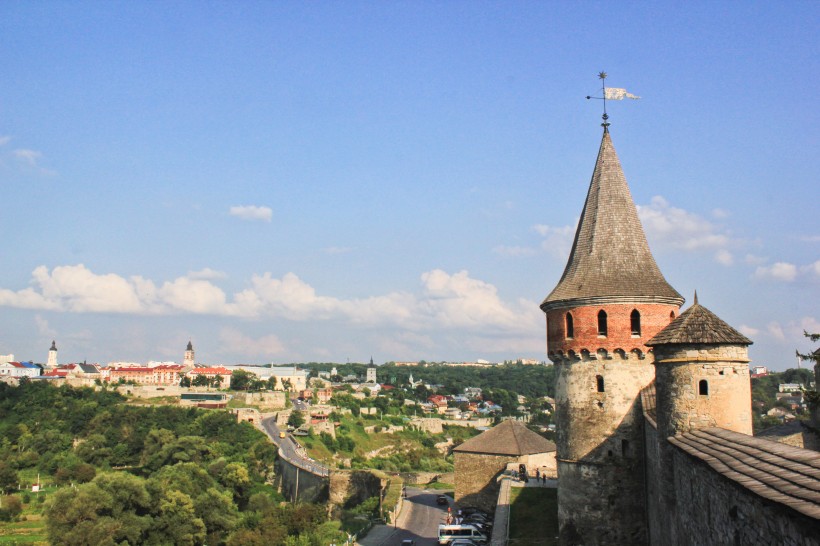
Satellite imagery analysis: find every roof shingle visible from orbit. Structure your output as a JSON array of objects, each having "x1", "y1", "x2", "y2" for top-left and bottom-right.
[
  {"x1": 453, "y1": 419, "x2": 555, "y2": 456},
  {"x1": 541, "y1": 131, "x2": 683, "y2": 311}
]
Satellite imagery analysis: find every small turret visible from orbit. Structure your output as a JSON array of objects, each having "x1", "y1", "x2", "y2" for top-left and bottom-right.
[{"x1": 647, "y1": 296, "x2": 753, "y2": 436}]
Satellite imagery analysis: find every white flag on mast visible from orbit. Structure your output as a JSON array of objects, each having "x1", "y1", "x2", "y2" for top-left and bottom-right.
[{"x1": 604, "y1": 88, "x2": 641, "y2": 100}]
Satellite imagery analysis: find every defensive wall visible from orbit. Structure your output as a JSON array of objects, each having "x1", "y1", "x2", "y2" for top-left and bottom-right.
[{"x1": 642, "y1": 387, "x2": 820, "y2": 546}]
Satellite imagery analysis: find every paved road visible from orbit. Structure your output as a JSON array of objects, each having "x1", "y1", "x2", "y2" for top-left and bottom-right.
[
  {"x1": 260, "y1": 415, "x2": 329, "y2": 476},
  {"x1": 358, "y1": 487, "x2": 450, "y2": 546}
]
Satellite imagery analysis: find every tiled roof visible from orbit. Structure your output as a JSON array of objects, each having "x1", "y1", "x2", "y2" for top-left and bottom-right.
[
  {"x1": 668, "y1": 427, "x2": 820, "y2": 520},
  {"x1": 647, "y1": 298, "x2": 752, "y2": 346},
  {"x1": 541, "y1": 131, "x2": 683, "y2": 311},
  {"x1": 454, "y1": 419, "x2": 556, "y2": 456}
]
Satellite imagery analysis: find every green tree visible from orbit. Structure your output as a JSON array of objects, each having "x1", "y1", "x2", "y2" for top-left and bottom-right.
[
  {"x1": 0, "y1": 462, "x2": 19, "y2": 493},
  {"x1": 287, "y1": 411, "x2": 305, "y2": 429}
]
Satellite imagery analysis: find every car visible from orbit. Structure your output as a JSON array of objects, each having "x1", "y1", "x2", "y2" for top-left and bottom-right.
[
  {"x1": 459, "y1": 507, "x2": 489, "y2": 517},
  {"x1": 401, "y1": 540, "x2": 416, "y2": 546},
  {"x1": 436, "y1": 494, "x2": 449, "y2": 505}
]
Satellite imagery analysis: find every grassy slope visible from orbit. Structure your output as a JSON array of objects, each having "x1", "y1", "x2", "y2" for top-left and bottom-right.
[{"x1": 508, "y1": 487, "x2": 558, "y2": 546}]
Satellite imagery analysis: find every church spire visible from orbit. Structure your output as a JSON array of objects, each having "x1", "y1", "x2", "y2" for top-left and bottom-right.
[{"x1": 541, "y1": 130, "x2": 683, "y2": 312}]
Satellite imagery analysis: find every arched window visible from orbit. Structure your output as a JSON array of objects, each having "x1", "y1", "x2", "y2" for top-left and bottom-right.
[
  {"x1": 630, "y1": 309, "x2": 641, "y2": 336},
  {"x1": 622, "y1": 439, "x2": 630, "y2": 457},
  {"x1": 596, "y1": 375, "x2": 605, "y2": 393},
  {"x1": 699, "y1": 379, "x2": 709, "y2": 396},
  {"x1": 670, "y1": 311, "x2": 676, "y2": 320},
  {"x1": 565, "y1": 313, "x2": 574, "y2": 339},
  {"x1": 597, "y1": 310, "x2": 608, "y2": 337}
]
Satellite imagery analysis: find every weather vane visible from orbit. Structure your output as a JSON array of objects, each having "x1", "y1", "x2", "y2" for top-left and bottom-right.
[{"x1": 586, "y1": 71, "x2": 640, "y2": 131}]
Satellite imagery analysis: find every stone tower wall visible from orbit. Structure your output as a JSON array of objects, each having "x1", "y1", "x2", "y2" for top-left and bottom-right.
[
  {"x1": 548, "y1": 301, "x2": 679, "y2": 545},
  {"x1": 546, "y1": 303, "x2": 678, "y2": 362},
  {"x1": 654, "y1": 344, "x2": 752, "y2": 437},
  {"x1": 652, "y1": 343, "x2": 752, "y2": 545},
  {"x1": 553, "y1": 352, "x2": 654, "y2": 545}
]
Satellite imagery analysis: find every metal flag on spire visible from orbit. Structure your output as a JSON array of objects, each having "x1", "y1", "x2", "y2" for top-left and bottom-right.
[{"x1": 586, "y1": 72, "x2": 641, "y2": 130}]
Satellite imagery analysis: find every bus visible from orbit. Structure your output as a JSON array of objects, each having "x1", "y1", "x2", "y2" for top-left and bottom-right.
[{"x1": 437, "y1": 524, "x2": 489, "y2": 544}]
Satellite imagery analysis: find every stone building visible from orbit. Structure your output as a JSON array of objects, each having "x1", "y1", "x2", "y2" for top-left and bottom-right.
[
  {"x1": 453, "y1": 419, "x2": 555, "y2": 511},
  {"x1": 542, "y1": 124, "x2": 820, "y2": 545}
]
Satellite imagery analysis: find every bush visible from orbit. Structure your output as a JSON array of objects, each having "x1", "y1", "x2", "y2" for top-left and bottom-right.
[{"x1": 0, "y1": 495, "x2": 23, "y2": 521}]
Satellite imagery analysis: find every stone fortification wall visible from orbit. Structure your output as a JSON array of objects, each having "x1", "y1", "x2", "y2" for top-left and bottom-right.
[
  {"x1": 277, "y1": 453, "x2": 329, "y2": 503},
  {"x1": 643, "y1": 419, "x2": 663, "y2": 545},
  {"x1": 239, "y1": 391, "x2": 287, "y2": 409},
  {"x1": 553, "y1": 354, "x2": 652, "y2": 545},
  {"x1": 455, "y1": 452, "x2": 514, "y2": 512},
  {"x1": 328, "y1": 469, "x2": 386, "y2": 510},
  {"x1": 661, "y1": 443, "x2": 820, "y2": 545}
]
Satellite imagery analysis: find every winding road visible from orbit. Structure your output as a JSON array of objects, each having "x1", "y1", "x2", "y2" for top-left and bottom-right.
[
  {"x1": 261, "y1": 415, "x2": 329, "y2": 476},
  {"x1": 358, "y1": 486, "x2": 451, "y2": 546}
]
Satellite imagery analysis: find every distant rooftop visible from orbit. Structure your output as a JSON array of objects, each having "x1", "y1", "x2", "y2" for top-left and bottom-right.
[{"x1": 454, "y1": 419, "x2": 555, "y2": 456}]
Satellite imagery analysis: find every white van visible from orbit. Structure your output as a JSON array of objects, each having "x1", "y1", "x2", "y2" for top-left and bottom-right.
[{"x1": 438, "y1": 523, "x2": 489, "y2": 544}]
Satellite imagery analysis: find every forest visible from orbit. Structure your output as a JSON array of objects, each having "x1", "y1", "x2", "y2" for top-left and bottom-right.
[{"x1": 0, "y1": 381, "x2": 345, "y2": 545}]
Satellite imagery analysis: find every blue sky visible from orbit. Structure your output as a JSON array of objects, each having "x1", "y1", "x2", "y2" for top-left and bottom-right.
[{"x1": 1, "y1": 2, "x2": 817, "y2": 369}]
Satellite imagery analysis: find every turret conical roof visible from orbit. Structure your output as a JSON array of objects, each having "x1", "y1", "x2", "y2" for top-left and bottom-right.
[
  {"x1": 541, "y1": 131, "x2": 683, "y2": 311},
  {"x1": 646, "y1": 299, "x2": 752, "y2": 347}
]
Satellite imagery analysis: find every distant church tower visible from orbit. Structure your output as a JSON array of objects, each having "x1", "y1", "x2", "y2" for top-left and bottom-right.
[
  {"x1": 366, "y1": 357, "x2": 377, "y2": 383},
  {"x1": 540, "y1": 127, "x2": 684, "y2": 545},
  {"x1": 183, "y1": 341, "x2": 195, "y2": 368},
  {"x1": 47, "y1": 340, "x2": 58, "y2": 369}
]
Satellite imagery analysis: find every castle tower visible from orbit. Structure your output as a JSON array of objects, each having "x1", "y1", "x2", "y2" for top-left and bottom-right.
[
  {"x1": 541, "y1": 128, "x2": 684, "y2": 545},
  {"x1": 646, "y1": 295, "x2": 752, "y2": 544},
  {"x1": 366, "y1": 357, "x2": 377, "y2": 383},
  {"x1": 183, "y1": 340, "x2": 195, "y2": 368},
  {"x1": 47, "y1": 340, "x2": 58, "y2": 369}
]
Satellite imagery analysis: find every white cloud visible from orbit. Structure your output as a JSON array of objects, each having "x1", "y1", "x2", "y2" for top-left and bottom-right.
[
  {"x1": 0, "y1": 136, "x2": 11, "y2": 147},
  {"x1": 738, "y1": 325, "x2": 759, "y2": 337},
  {"x1": 229, "y1": 205, "x2": 272, "y2": 222},
  {"x1": 744, "y1": 254, "x2": 767, "y2": 266},
  {"x1": 715, "y1": 249, "x2": 734, "y2": 266},
  {"x1": 532, "y1": 224, "x2": 575, "y2": 260},
  {"x1": 711, "y1": 208, "x2": 730, "y2": 219},
  {"x1": 35, "y1": 315, "x2": 57, "y2": 338},
  {"x1": 800, "y1": 260, "x2": 820, "y2": 280},
  {"x1": 13, "y1": 149, "x2": 41, "y2": 166},
  {"x1": 799, "y1": 235, "x2": 820, "y2": 243},
  {"x1": 754, "y1": 262, "x2": 798, "y2": 282},
  {"x1": 767, "y1": 321, "x2": 786, "y2": 341},
  {"x1": 638, "y1": 196, "x2": 731, "y2": 253},
  {"x1": 187, "y1": 268, "x2": 227, "y2": 280},
  {"x1": 0, "y1": 265, "x2": 540, "y2": 338},
  {"x1": 218, "y1": 328, "x2": 285, "y2": 357}
]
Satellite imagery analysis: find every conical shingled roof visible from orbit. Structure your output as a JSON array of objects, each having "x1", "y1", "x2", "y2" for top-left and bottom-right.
[
  {"x1": 646, "y1": 298, "x2": 752, "y2": 347},
  {"x1": 453, "y1": 419, "x2": 556, "y2": 456},
  {"x1": 541, "y1": 131, "x2": 683, "y2": 311}
]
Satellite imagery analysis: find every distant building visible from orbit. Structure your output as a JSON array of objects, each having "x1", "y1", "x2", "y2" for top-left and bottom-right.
[
  {"x1": 47, "y1": 341, "x2": 58, "y2": 368},
  {"x1": 188, "y1": 366, "x2": 232, "y2": 387},
  {"x1": 183, "y1": 340, "x2": 195, "y2": 368},
  {"x1": 366, "y1": 357, "x2": 377, "y2": 383},
  {"x1": 0, "y1": 361, "x2": 41, "y2": 378},
  {"x1": 779, "y1": 383, "x2": 803, "y2": 393}
]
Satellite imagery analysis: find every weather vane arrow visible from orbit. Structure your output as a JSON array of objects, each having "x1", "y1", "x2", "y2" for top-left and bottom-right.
[{"x1": 586, "y1": 71, "x2": 641, "y2": 130}]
